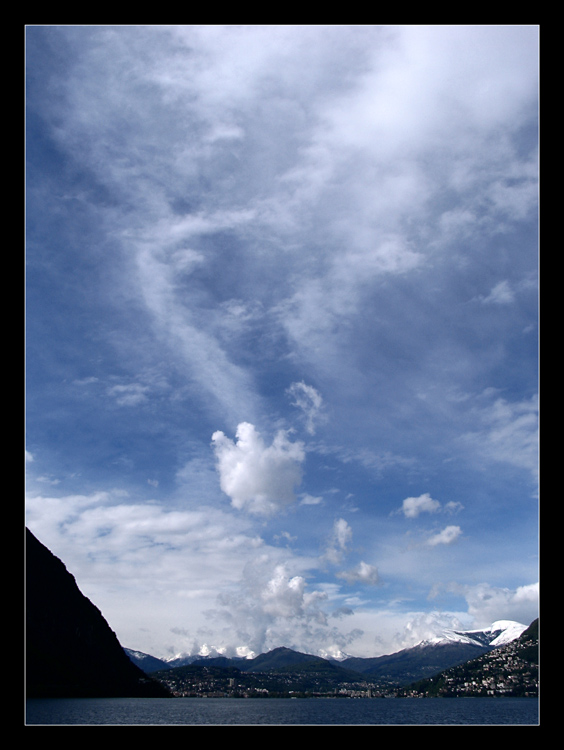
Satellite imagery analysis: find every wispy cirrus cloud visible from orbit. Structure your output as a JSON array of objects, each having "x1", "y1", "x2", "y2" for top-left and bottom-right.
[
  {"x1": 286, "y1": 381, "x2": 325, "y2": 435},
  {"x1": 460, "y1": 393, "x2": 539, "y2": 482}
]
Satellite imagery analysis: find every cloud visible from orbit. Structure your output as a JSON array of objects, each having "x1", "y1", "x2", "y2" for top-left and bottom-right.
[
  {"x1": 394, "y1": 611, "x2": 469, "y2": 650},
  {"x1": 444, "y1": 501, "x2": 464, "y2": 515},
  {"x1": 210, "y1": 556, "x2": 343, "y2": 656},
  {"x1": 211, "y1": 422, "x2": 305, "y2": 516},
  {"x1": 400, "y1": 493, "x2": 441, "y2": 518},
  {"x1": 25, "y1": 25, "x2": 538, "y2": 661},
  {"x1": 461, "y1": 393, "x2": 539, "y2": 482},
  {"x1": 457, "y1": 581, "x2": 539, "y2": 629},
  {"x1": 261, "y1": 565, "x2": 313, "y2": 618},
  {"x1": 324, "y1": 518, "x2": 353, "y2": 564},
  {"x1": 427, "y1": 525, "x2": 462, "y2": 546},
  {"x1": 286, "y1": 381, "x2": 325, "y2": 435},
  {"x1": 337, "y1": 561, "x2": 380, "y2": 586},
  {"x1": 107, "y1": 383, "x2": 150, "y2": 407},
  {"x1": 24, "y1": 488, "x2": 278, "y2": 656},
  {"x1": 481, "y1": 280, "x2": 515, "y2": 305},
  {"x1": 398, "y1": 494, "x2": 464, "y2": 521},
  {"x1": 300, "y1": 494, "x2": 323, "y2": 506}
]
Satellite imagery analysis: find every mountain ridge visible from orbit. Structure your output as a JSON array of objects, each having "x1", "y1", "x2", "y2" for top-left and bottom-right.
[
  {"x1": 126, "y1": 619, "x2": 526, "y2": 675},
  {"x1": 26, "y1": 527, "x2": 170, "y2": 698},
  {"x1": 25, "y1": 526, "x2": 533, "y2": 698},
  {"x1": 398, "y1": 618, "x2": 539, "y2": 697},
  {"x1": 126, "y1": 620, "x2": 529, "y2": 689}
]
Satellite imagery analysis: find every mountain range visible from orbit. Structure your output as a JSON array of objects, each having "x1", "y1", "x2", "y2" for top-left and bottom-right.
[
  {"x1": 398, "y1": 618, "x2": 539, "y2": 697},
  {"x1": 125, "y1": 620, "x2": 528, "y2": 688},
  {"x1": 24, "y1": 526, "x2": 534, "y2": 698}
]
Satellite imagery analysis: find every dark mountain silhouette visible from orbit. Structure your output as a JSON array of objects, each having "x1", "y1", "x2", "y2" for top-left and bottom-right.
[
  {"x1": 202, "y1": 646, "x2": 362, "y2": 680},
  {"x1": 339, "y1": 642, "x2": 492, "y2": 686},
  {"x1": 25, "y1": 527, "x2": 170, "y2": 698},
  {"x1": 142, "y1": 641, "x2": 499, "y2": 690},
  {"x1": 163, "y1": 643, "x2": 493, "y2": 687},
  {"x1": 239, "y1": 646, "x2": 330, "y2": 673}
]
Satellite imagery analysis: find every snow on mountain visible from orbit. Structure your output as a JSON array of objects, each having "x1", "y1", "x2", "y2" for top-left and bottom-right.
[
  {"x1": 418, "y1": 620, "x2": 527, "y2": 649},
  {"x1": 124, "y1": 648, "x2": 172, "y2": 672},
  {"x1": 127, "y1": 620, "x2": 529, "y2": 671},
  {"x1": 477, "y1": 620, "x2": 528, "y2": 646}
]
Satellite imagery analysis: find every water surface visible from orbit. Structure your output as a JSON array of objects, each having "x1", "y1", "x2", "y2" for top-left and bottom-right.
[{"x1": 26, "y1": 696, "x2": 539, "y2": 725}]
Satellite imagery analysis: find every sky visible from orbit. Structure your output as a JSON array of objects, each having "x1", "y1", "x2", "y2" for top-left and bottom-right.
[{"x1": 25, "y1": 25, "x2": 539, "y2": 661}]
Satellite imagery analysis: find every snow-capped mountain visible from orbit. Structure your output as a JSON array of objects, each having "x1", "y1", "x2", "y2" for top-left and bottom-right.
[
  {"x1": 418, "y1": 620, "x2": 527, "y2": 649},
  {"x1": 125, "y1": 621, "x2": 530, "y2": 678},
  {"x1": 124, "y1": 648, "x2": 172, "y2": 673}
]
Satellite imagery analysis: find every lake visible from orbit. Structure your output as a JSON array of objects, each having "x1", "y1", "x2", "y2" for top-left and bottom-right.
[{"x1": 25, "y1": 696, "x2": 539, "y2": 725}]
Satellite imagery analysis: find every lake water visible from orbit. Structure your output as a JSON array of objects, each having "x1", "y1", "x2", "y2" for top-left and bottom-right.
[{"x1": 25, "y1": 696, "x2": 539, "y2": 725}]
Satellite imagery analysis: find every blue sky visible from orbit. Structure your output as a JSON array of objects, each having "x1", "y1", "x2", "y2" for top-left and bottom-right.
[{"x1": 25, "y1": 25, "x2": 539, "y2": 660}]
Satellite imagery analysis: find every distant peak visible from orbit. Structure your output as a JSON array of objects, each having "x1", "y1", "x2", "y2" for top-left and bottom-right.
[{"x1": 417, "y1": 620, "x2": 527, "y2": 649}]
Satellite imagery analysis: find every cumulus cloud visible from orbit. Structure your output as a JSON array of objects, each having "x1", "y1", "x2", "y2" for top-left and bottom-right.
[
  {"x1": 427, "y1": 525, "x2": 462, "y2": 546},
  {"x1": 400, "y1": 493, "x2": 441, "y2": 518},
  {"x1": 459, "y1": 581, "x2": 539, "y2": 629},
  {"x1": 211, "y1": 422, "x2": 305, "y2": 516},
  {"x1": 262, "y1": 565, "x2": 316, "y2": 618},
  {"x1": 398, "y1": 493, "x2": 464, "y2": 520},
  {"x1": 210, "y1": 556, "x2": 343, "y2": 656}
]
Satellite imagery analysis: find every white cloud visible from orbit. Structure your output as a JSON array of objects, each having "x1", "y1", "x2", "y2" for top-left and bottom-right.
[
  {"x1": 333, "y1": 518, "x2": 353, "y2": 550},
  {"x1": 460, "y1": 581, "x2": 539, "y2": 629},
  {"x1": 324, "y1": 518, "x2": 353, "y2": 564},
  {"x1": 400, "y1": 493, "x2": 441, "y2": 518},
  {"x1": 211, "y1": 422, "x2": 305, "y2": 516},
  {"x1": 462, "y1": 393, "x2": 539, "y2": 482},
  {"x1": 25, "y1": 489, "x2": 271, "y2": 656},
  {"x1": 209, "y1": 556, "x2": 343, "y2": 656},
  {"x1": 261, "y1": 565, "x2": 309, "y2": 618},
  {"x1": 398, "y1": 495, "x2": 464, "y2": 522},
  {"x1": 427, "y1": 524, "x2": 462, "y2": 546},
  {"x1": 107, "y1": 383, "x2": 150, "y2": 406},
  {"x1": 337, "y1": 561, "x2": 380, "y2": 586},
  {"x1": 444, "y1": 501, "x2": 464, "y2": 515},
  {"x1": 300, "y1": 494, "x2": 323, "y2": 506},
  {"x1": 132, "y1": 244, "x2": 260, "y2": 426},
  {"x1": 287, "y1": 381, "x2": 325, "y2": 435},
  {"x1": 481, "y1": 280, "x2": 515, "y2": 305}
]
